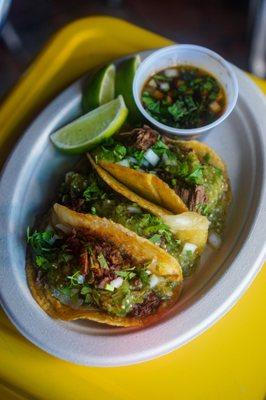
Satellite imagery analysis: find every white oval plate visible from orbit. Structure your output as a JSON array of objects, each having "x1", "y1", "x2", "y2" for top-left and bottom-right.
[{"x1": 0, "y1": 52, "x2": 265, "y2": 366}]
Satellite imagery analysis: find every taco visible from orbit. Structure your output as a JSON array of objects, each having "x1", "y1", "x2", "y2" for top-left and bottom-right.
[
  {"x1": 57, "y1": 162, "x2": 209, "y2": 277},
  {"x1": 90, "y1": 125, "x2": 231, "y2": 235},
  {"x1": 26, "y1": 204, "x2": 182, "y2": 327}
]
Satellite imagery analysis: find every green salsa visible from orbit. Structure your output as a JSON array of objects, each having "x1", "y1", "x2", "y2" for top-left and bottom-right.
[{"x1": 141, "y1": 65, "x2": 226, "y2": 129}]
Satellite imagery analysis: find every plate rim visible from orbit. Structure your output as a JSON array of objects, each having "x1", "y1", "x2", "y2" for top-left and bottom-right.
[{"x1": 0, "y1": 52, "x2": 266, "y2": 366}]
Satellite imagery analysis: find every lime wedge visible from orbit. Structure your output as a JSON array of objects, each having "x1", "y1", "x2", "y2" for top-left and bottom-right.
[
  {"x1": 50, "y1": 96, "x2": 128, "y2": 154},
  {"x1": 82, "y1": 64, "x2": 115, "y2": 113},
  {"x1": 115, "y1": 55, "x2": 141, "y2": 123}
]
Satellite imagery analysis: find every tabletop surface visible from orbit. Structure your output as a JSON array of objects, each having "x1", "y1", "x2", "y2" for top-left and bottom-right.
[{"x1": 0, "y1": 16, "x2": 265, "y2": 400}]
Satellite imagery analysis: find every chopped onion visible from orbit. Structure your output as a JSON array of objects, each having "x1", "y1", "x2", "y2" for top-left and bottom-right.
[
  {"x1": 208, "y1": 232, "x2": 222, "y2": 249},
  {"x1": 49, "y1": 234, "x2": 60, "y2": 244},
  {"x1": 52, "y1": 289, "x2": 71, "y2": 305},
  {"x1": 182, "y1": 242, "x2": 197, "y2": 255},
  {"x1": 77, "y1": 275, "x2": 85, "y2": 284},
  {"x1": 160, "y1": 82, "x2": 170, "y2": 91},
  {"x1": 162, "y1": 153, "x2": 169, "y2": 163},
  {"x1": 150, "y1": 274, "x2": 160, "y2": 288},
  {"x1": 144, "y1": 149, "x2": 160, "y2": 166},
  {"x1": 116, "y1": 159, "x2": 130, "y2": 167},
  {"x1": 148, "y1": 78, "x2": 157, "y2": 88},
  {"x1": 110, "y1": 277, "x2": 123, "y2": 289},
  {"x1": 127, "y1": 205, "x2": 142, "y2": 214},
  {"x1": 128, "y1": 156, "x2": 137, "y2": 164},
  {"x1": 55, "y1": 223, "x2": 72, "y2": 234},
  {"x1": 141, "y1": 159, "x2": 150, "y2": 167},
  {"x1": 164, "y1": 68, "x2": 178, "y2": 78}
]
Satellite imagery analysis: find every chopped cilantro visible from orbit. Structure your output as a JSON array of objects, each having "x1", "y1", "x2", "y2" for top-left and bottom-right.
[
  {"x1": 147, "y1": 100, "x2": 160, "y2": 114},
  {"x1": 83, "y1": 181, "x2": 104, "y2": 201},
  {"x1": 35, "y1": 255, "x2": 51, "y2": 270},
  {"x1": 179, "y1": 161, "x2": 190, "y2": 177},
  {"x1": 105, "y1": 283, "x2": 115, "y2": 292},
  {"x1": 149, "y1": 234, "x2": 162, "y2": 244},
  {"x1": 114, "y1": 144, "x2": 127, "y2": 159},
  {"x1": 186, "y1": 167, "x2": 204, "y2": 184},
  {"x1": 58, "y1": 286, "x2": 72, "y2": 297},
  {"x1": 27, "y1": 229, "x2": 56, "y2": 254},
  {"x1": 168, "y1": 100, "x2": 187, "y2": 121},
  {"x1": 67, "y1": 271, "x2": 84, "y2": 286},
  {"x1": 116, "y1": 270, "x2": 136, "y2": 280},
  {"x1": 91, "y1": 206, "x2": 97, "y2": 215},
  {"x1": 151, "y1": 138, "x2": 169, "y2": 156},
  {"x1": 171, "y1": 178, "x2": 177, "y2": 186},
  {"x1": 81, "y1": 286, "x2": 91, "y2": 295},
  {"x1": 142, "y1": 95, "x2": 156, "y2": 108},
  {"x1": 138, "y1": 269, "x2": 150, "y2": 285},
  {"x1": 97, "y1": 253, "x2": 109, "y2": 269},
  {"x1": 203, "y1": 153, "x2": 211, "y2": 163}
]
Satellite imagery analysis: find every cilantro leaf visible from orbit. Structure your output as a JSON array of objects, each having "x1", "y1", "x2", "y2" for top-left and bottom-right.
[
  {"x1": 83, "y1": 181, "x2": 105, "y2": 201},
  {"x1": 149, "y1": 234, "x2": 162, "y2": 244},
  {"x1": 35, "y1": 255, "x2": 51, "y2": 270},
  {"x1": 147, "y1": 100, "x2": 160, "y2": 114},
  {"x1": 27, "y1": 229, "x2": 56, "y2": 254},
  {"x1": 105, "y1": 283, "x2": 115, "y2": 292},
  {"x1": 114, "y1": 144, "x2": 127, "y2": 159},
  {"x1": 97, "y1": 253, "x2": 109, "y2": 269},
  {"x1": 168, "y1": 100, "x2": 188, "y2": 121},
  {"x1": 116, "y1": 270, "x2": 136, "y2": 280},
  {"x1": 138, "y1": 269, "x2": 150, "y2": 285},
  {"x1": 186, "y1": 167, "x2": 204, "y2": 184},
  {"x1": 91, "y1": 206, "x2": 97, "y2": 215},
  {"x1": 203, "y1": 153, "x2": 211, "y2": 163},
  {"x1": 67, "y1": 271, "x2": 84, "y2": 286}
]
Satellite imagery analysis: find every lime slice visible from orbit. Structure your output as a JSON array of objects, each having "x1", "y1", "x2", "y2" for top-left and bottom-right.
[
  {"x1": 82, "y1": 64, "x2": 115, "y2": 112},
  {"x1": 50, "y1": 95, "x2": 128, "y2": 154},
  {"x1": 115, "y1": 55, "x2": 141, "y2": 123}
]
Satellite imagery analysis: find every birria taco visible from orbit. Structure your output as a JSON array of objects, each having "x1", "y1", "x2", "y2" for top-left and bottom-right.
[
  {"x1": 26, "y1": 204, "x2": 182, "y2": 327},
  {"x1": 56, "y1": 163, "x2": 210, "y2": 276},
  {"x1": 90, "y1": 125, "x2": 231, "y2": 235}
]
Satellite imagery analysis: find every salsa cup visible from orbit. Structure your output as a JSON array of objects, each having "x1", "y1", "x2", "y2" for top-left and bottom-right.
[{"x1": 133, "y1": 44, "x2": 239, "y2": 139}]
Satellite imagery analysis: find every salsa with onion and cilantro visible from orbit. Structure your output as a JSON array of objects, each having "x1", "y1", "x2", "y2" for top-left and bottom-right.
[{"x1": 141, "y1": 65, "x2": 226, "y2": 129}]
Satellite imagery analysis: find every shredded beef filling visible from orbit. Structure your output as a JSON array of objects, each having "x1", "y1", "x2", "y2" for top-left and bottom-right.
[
  {"x1": 174, "y1": 184, "x2": 207, "y2": 211},
  {"x1": 130, "y1": 292, "x2": 161, "y2": 317},
  {"x1": 124, "y1": 125, "x2": 158, "y2": 151},
  {"x1": 65, "y1": 230, "x2": 133, "y2": 287},
  {"x1": 157, "y1": 170, "x2": 207, "y2": 211}
]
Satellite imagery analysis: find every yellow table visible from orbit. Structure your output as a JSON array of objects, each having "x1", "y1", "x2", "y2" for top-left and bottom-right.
[{"x1": 0, "y1": 17, "x2": 265, "y2": 400}]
